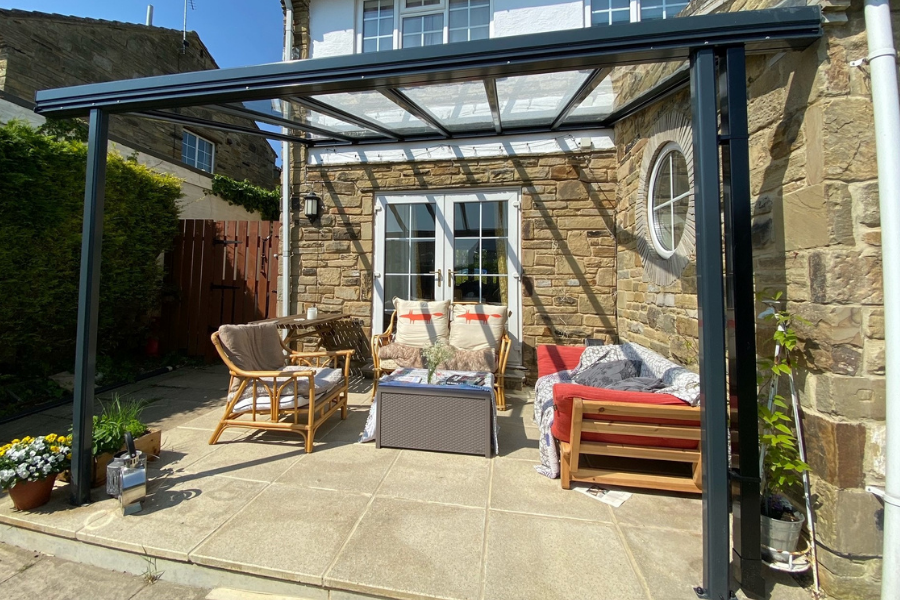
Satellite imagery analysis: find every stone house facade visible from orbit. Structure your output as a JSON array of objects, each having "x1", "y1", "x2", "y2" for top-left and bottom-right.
[
  {"x1": 282, "y1": 1, "x2": 892, "y2": 597},
  {"x1": 0, "y1": 9, "x2": 278, "y2": 189}
]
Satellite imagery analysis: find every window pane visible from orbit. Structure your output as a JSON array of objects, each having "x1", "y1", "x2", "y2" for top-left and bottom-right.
[
  {"x1": 386, "y1": 204, "x2": 410, "y2": 239},
  {"x1": 411, "y1": 241, "x2": 435, "y2": 274},
  {"x1": 412, "y1": 275, "x2": 436, "y2": 300},
  {"x1": 611, "y1": 8, "x2": 631, "y2": 23},
  {"x1": 424, "y1": 31, "x2": 442, "y2": 46},
  {"x1": 454, "y1": 238, "x2": 480, "y2": 272},
  {"x1": 404, "y1": 16, "x2": 422, "y2": 33},
  {"x1": 654, "y1": 206, "x2": 673, "y2": 250},
  {"x1": 481, "y1": 239, "x2": 508, "y2": 274},
  {"x1": 641, "y1": 6, "x2": 664, "y2": 20},
  {"x1": 470, "y1": 6, "x2": 489, "y2": 25},
  {"x1": 495, "y1": 70, "x2": 592, "y2": 128},
  {"x1": 654, "y1": 154, "x2": 672, "y2": 201},
  {"x1": 399, "y1": 81, "x2": 493, "y2": 131},
  {"x1": 481, "y1": 276, "x2": 505, "y2": 304},
  {"x1": 673, "y1": 151, "x2": 689, "y2": 196},
  {"x1": 424, "y1": 13, "x2": 442, "y2": 29},
  {"x1": 470, "y1": 25, "x2": 488, "y2": 40},
  {"x1": 449, "y1": 9, "x2": 466, "y2": 28},
  {"x1": 673, "y1": 198, "x2": 689, "y2": 249},
  {"x1": 384, "y1": 275, "x2": 409, "y2": 308},
  {"x1": 481, "y1": 201, "x2": 506, "y2": 237},
  {"x1": 410, "y1": 203, "x2": 436, "y2": 237},
  {"x1": 454, "y1": 203, "x2": 480, "y2": 237},
  {"x1": 403, "y1": 33, "x2": 422, "y2": 48},
  {"x1": 311, "y1": 91, "x2": 436, "y2": 135},
  {"x1": 363, "y1": 38, "x2": 378, "y2": 53},
  {"x1": 454, "y1": 275, "x2": 480, "y2": 301},
  {"x1": 449, "y1": 29, "x2": 468, "y2": 43},
  {"x1": 385, "y1": 240, "x2": 411, "y2": 274}
]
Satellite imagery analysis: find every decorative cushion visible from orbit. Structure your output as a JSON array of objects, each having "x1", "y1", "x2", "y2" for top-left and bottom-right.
[
  {"x1": 603, "y1": 377, "x2": 667, "y2": 392},
  {"x1": 392, "y1": 298, "x2": 450, "y2": 348},
  {"x1": 218, "y1": 323, "x2": 285, "y2": 371},
  {"x1": 572, "y1": 359, "x2": 641, "y2": 388},
  {"x1": 231, "y1": 367, "x2": 344, "y2": 412},
  {"x1": 440, "y1": 348, "x2": 496, "y2": 373},
  {"x1": 378, "y1": 343, "x2": 424, "y2": 368},
  {"x1": 448, "y1": 304, "x2": 508, "y2": 352}
]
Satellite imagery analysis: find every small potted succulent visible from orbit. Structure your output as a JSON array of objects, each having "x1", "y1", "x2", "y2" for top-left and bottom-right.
[{"x1": 0, "y1": 434, "x2": 72, "y2": 510}]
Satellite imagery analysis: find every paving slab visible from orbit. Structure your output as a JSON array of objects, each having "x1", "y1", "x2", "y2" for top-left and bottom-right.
[
  {"x1": 326, "y1": 497, "x2": 486, "y2": 600},
  {"x1": 619, "y1": 524, "x2": 702, "y2": 600},
  {"x1": 0, "y1": 540, "x2": 40, "y2": 585},
  {"x1": 76, "y1": 474, "x2": 265, "y2": 561},
  {"x1": 375, "y1": 449, "x2": 491, "y2": 508},
  {"x1": 191, "y1": 483, "x2": 371, "y2": 585},
  {"x1": 0, "y1": 413, "x2": 73, "y2": 442},
  {"x1": 131, "y1": 580, "x2": 210, "y2": 600},
  {"x1": 612, "y1": 490, "x2": 702, "y2": 532},
  {"x1": 0, "y1": 554, "x2": 148, "y2": 600},
  {"x1": 0, "y1": 482, "x2": 118, "y2": 539},
  {"x1": 494, "y1": 422, "x2": 540, "y2": 462},
  {"x1": 489, "y1": 458, "x2": 614, "y2": 523},
  {"x1": 185, "y1": 436, "x2": 308, "y2": 483},
  {"x1": 482, "y1": 510, "x2": 648, "y2": 600},
  {"x1": 178, "y1": 406, "x2": 232, "y2": 431},
  {"x1": 275, "y1": 442, "x2": 398, "y2": 494}
]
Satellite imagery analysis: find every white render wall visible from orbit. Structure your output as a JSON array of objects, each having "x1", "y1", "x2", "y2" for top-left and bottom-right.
[{"x1": 308, "y1": 0, "x2": 587, "y2": 59}]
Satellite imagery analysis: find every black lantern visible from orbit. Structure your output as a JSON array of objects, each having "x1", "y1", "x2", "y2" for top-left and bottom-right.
[{"x1": 303, "y1": 191, "x2": 321, "y2": 222}]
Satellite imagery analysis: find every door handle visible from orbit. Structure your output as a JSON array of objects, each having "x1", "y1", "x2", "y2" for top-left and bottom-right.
[
  {"x1": 428, "y1": 269, "x2": 442, "y2": 285},
  {"x1": 447, "y1": 269, "x2": 453, "y2": 287}
]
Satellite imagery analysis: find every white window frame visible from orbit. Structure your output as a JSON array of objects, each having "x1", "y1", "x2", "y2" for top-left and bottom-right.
[
  {"x1": 182, "y1": 130, "x2": 215, "y2": 174},
  {"x1": 356, "y1": 0, "x2": 493, "y2": 53},
  {"x1": 647, "y1": 141, "x2": 690, "y2": 259},
  {"x1": 583, "y1": 0, "x2": 687, "y2": 26}
]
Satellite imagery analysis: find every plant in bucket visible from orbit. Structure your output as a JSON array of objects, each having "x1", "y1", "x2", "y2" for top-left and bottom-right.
[
  {"x1": 757, "y1": 293, "x2": 812, "y2": 568},
  {"x1": 422, "y1": 341, "x2": 455, "y2": 384},
  {"x1": 0, "y1": 434, "x2": 72, "y2": 510}
]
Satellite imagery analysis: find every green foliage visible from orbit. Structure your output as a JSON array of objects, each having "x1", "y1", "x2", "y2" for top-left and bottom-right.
[
  {"x1": 423, "y1": 341, "x2": 455, "y2": 383},
  {"x1": 211, "y1": 174, "x2": 280, "y2": 220},
  {"x1": 757, "y1": 292, "x2": 810, "y2": 501},
  {"x1": 89, "y1": 394, "x2": 148, "y2": 456},
  {"x1": 0, "y1": 121, "x2": 181, "y2": 378}
]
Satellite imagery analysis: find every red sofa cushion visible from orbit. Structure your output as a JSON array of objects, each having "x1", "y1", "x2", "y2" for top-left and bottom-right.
[
  {"x1": 537, "y1": 345, "x2": 585, "y2": 379},
  {"x1": 551, "y1": 383, "x2": 699, "y2": 449}
]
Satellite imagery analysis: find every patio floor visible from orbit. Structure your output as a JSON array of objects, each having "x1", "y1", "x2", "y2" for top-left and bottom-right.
[{"x1": 0, "y1": 365, "x2": 811, "y2": 600}]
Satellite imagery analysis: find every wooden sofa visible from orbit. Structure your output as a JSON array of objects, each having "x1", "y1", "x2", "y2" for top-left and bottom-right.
[
  {"x1": 371, "y1": 301, "x2": 512, "y2": 410},
  {"x1": 538, "y1": 344, "x2": 702, "y2": 494}
]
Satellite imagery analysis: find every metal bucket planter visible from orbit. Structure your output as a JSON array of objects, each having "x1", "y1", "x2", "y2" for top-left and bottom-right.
[{"x1": 761, "y1": 508, "x2": 805, "y2": 563}]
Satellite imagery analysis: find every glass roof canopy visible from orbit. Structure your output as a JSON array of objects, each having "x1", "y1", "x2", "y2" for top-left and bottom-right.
[{"x1": 33, "y1": 8, "x2": 822, "y2": 148}]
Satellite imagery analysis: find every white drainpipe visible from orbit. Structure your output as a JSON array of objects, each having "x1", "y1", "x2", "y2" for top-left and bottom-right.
[
  {"x1": 863, "y1": 1, "x2": 900, "y2": 597},
  {"x1": 281, "y1": 0, "x2": 294, "y2": 317}
]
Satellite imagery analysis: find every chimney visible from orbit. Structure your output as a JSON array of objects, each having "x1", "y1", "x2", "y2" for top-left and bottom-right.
[{"x1": 145, "y1": 5, "x2": 154, "y2": 26}]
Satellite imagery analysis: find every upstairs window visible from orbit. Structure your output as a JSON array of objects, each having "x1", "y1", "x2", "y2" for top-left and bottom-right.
[
  {"x1": 449, "y1": 0, "x2": 490, "y2": 43},
  {"x1": 590, "y1": 0, "x2": 688, "y2": 25},
  {"x1": 182, "y1": 131, "x2": 214, "y2": 173},
  {"x1": 363, "y1": 0, "x2": 395, "y2": 53},
  {"x1": 402, "y1": 12, "x2": 444, "y2": 48}
]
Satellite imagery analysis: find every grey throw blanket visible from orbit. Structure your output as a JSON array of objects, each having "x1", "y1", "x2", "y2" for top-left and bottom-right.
[{"x1": 602, "y1": 376, "x2": 667, "y2": 393}]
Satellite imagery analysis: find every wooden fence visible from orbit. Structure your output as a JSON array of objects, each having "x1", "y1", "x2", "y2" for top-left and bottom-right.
[{"x1": 160, "y1": 219, "x2": 281, "y2": 360}]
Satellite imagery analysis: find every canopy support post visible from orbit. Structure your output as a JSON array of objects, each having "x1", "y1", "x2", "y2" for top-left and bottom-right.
[
  {"x1": 70, "y1": 108, "x2": 109, "y2": 506},
  {"x1": 691, "y1": 47, "x2": 733, "y2": 600},
  {"x1": 719, "y1": 45, "x2": 764, "y2": 597}
]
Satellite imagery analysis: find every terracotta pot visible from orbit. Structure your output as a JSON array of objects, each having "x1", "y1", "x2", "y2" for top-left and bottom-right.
[{"x1": 8, "y1": 473, "x2": 58, "y2": 511}]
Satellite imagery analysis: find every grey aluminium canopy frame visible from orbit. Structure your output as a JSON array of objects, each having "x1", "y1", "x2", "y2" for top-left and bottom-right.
[{"x1": 33, "y1": 8, "x2": 821, "y2": 600}]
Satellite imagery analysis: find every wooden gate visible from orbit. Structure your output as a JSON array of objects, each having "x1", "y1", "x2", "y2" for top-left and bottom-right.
[{"x1": 160, "y1": 219, "x2": 281, "y2": 360}]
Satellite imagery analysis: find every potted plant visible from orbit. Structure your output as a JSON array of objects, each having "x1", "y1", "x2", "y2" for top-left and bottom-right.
[
  {"x1": 757, "y1": 294, "x2": 810, "y2": 561},
  {"x1": 0, "y1": 434, "x2": 72, "y2": 510}
]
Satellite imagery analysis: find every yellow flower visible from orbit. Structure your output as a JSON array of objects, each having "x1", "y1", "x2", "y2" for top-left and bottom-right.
[
  {"x1": 66, "y1": 453, "x2": 72, "y2": 460},
  {"x1": 46, "y1": 433, "x2": 57, "y2": 443},
  {"x1": 11, "y1": 439, "x2": 19, "y2": 444},
  {"x1": 50, "y1": 446, "x2": 59, "y2": 453}
]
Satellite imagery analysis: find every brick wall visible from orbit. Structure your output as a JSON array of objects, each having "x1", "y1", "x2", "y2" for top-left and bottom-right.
[
  {"x1": 0, "y1": 9, "x2": 278, "y2": 188},
  {"x1": 291, "y1": 153, "x2": 619, "y2": 376}
]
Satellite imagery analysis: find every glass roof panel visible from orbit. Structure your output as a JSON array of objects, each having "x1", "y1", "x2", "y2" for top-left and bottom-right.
[
  {"x1": 563, "y1": 77, "x2": 615, "y2": 124},
  {"x1": 235, "y1": 99, "x2": 383, "y2": 139},
  {"x1": 310, "y1": 91, "x2": 437, "y2": 135},
  {"x1": 495, "y1": 70, "x2": 592, "y2": 128},
  {"x1": 398, "y1": 82, "x2": 494, "y2": 132}
]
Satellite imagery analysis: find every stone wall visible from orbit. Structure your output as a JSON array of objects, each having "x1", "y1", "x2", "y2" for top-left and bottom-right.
[
  {"x1": 291, "y1": 153, "x2": 619, "y2": 377},
  {"x1": 613, "y1": 1, "x2": 890, "y2": 597},
  {"x1": 0, "y1": 9, "x2": 278, "y2": 188}
]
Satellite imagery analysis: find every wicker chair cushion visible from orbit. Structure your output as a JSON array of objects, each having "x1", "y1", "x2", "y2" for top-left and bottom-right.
[
  {"x1": 392, "y1": 298, "x2": 450, "y2": 348},
  {"x1": 217, "y1": 323, "x2": 285, "y2": 371},
  {"x1": 378, "y1": 343, "x2": 425, "y2": 368},
  {"x1": 231, "y1": 367, "x2": 344, "y2": 412},
  {"x1": 449, "y1": 304, "x2": 508, "y2": 352},
  {"x1": 441, "y1": 348, "x2": 496, "y2": 372}
]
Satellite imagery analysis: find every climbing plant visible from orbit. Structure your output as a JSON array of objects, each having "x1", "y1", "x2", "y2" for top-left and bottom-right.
[{"x1": 211, "y1": 174, "x2": 280, "y2": 220}]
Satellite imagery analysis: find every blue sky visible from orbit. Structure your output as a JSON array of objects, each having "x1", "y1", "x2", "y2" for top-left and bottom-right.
[{"x1": 2, "y1": 0, "x2": 287, "y2": 162}]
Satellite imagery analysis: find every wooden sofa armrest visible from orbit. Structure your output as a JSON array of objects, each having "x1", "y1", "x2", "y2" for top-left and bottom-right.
[
  {"x1": 290, "y1": 349, "x2": 354, "y2": 376},
  {"x1": 370, "y1": 311, "x2": 397, "y2": 371}
]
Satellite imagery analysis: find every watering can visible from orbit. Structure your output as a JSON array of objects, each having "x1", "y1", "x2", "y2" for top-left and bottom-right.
[{"x1": 106, "y1": 432, "x2": 147, "y2": 515}]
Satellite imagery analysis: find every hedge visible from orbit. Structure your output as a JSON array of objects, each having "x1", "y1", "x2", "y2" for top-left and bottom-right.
[
  {"x1": 211, "y1": 174, "x2": 280, "y2": 220},
  {"x1": 0, "y1": 121, "x2": 182, "y2": 377}
]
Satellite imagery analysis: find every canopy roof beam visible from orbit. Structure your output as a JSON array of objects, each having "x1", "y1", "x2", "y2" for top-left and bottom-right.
[
  {"x1": 214, "y1": 103, "x2": 357, "y2": 142},
  {"x1": 381, "y1": 88, "x2": 453, "y2": 138},
  {"x1": 550, "y1": 67, "x2": 611, "y2": 130},
  {"x1": 135, "y1": 110, "x2": 315, "y2": 145},
  {"x1": 483, "y1": 78, "x2": 503, "y2": 135},
  {"x1": 292, "y1": 96, "x2": 402, "y2": 141}
]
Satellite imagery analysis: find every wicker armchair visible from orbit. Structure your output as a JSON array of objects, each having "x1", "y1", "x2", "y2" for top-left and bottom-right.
[
  {"x1": 210, "y1": 324, "x2": 354, "y2": 453},
  {"x1": 370, "y1": 304, "x2": 512, "y2": 410}
]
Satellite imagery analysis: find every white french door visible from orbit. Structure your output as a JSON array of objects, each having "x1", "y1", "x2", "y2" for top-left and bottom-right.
[{"x1": 373, "y1": 189, "x2": 522, "y2": 364}]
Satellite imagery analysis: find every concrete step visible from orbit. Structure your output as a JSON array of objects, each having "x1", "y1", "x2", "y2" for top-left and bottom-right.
[{"x1": 206, "y1": 589, "x2": 317, "y2": 600}]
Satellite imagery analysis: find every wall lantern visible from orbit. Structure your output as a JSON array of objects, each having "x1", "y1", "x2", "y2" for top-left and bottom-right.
[{"x1": 303, "y1": 191, "x2": 321, "y2": 222}]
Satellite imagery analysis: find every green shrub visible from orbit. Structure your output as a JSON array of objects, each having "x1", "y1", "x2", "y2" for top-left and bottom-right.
[
  {"x1": 211, "y1": 174, "x2": 280, "y2": 220},
  {"x1": 0, "y1": 121, "x2": 182, "y2": 377}
]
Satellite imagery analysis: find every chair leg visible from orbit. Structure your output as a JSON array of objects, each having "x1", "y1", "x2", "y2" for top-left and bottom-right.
[
  {"x1": 208, "y1": 421, "x2": 227, "y2": 445},
  {"x1": 560, "y1": 442, "x2": 572, "y2": 490},
  {"x1": 341, "y1": 392, "x2": 348, "y2": 419},
  {"x1": 305, "y1": 430, "x2": 315, "y2": 454}
]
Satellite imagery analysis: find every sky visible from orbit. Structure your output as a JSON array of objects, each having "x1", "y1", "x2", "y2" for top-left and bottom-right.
[{"x1": 1, "y1": 0, "x2": 287, "y2": 162}]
